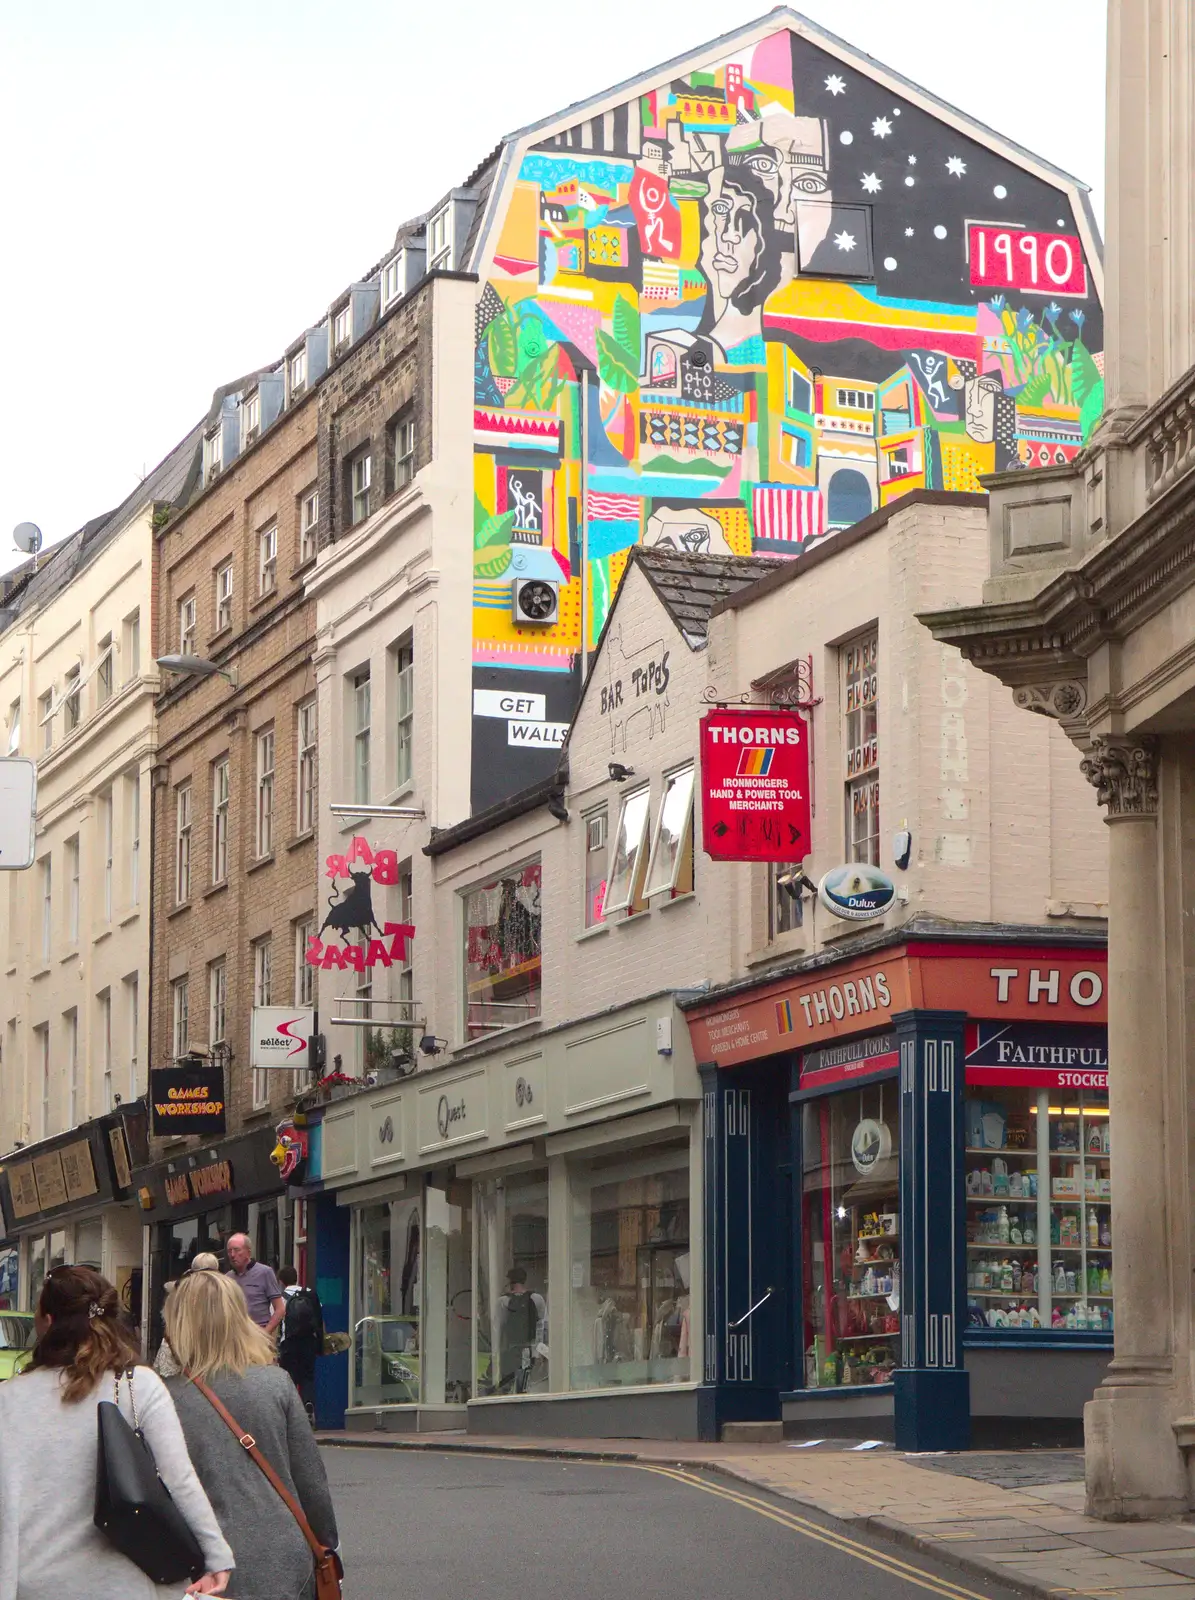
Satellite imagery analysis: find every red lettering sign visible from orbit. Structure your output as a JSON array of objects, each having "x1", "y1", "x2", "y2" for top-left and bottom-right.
[
  {"x1": 699, "y1": 710, "x2": 811, "y2": 863},
  {"x1": 969, "y1": 225, "x2": 1088, "y2": 297}
]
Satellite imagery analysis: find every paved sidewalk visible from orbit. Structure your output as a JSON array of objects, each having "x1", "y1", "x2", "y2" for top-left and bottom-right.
[{"x1": 318, "y1": 1430, "x2": 1195, "y2": 1599}]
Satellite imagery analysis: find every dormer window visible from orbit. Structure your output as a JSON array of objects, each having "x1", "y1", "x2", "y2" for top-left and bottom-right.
[
  {"x1": 205, "y1": 430, "x2": 223, "y2": 484},
  {"x1": 428, "y1": 208, "x2": 451, "y2": 270},
  {"x1": 333, "y1": 304, "x2": 352, "y2": 353},
  {"x1": 382, "y1": 256, "x2": 403, "y2": 308},
  {"x1": 289, "y1": 347, "x2": 307, "y2": 397},
  {"x1": 242, "y1": 391, "x2": 261, "y2": 447}
]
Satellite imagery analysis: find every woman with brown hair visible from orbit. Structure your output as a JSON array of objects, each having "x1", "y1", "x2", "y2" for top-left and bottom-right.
[
  {"x1": 0, "y1": 1263, "x2": 233, "y2": 1598},
  {"x1": 163, "y1": 1270, "x2": 338, "y2": 1600}
]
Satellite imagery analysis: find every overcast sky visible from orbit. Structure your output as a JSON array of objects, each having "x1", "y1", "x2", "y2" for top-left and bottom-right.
[{"x1": 0, "y1": 0, "x2": 1106, "y2": 574}]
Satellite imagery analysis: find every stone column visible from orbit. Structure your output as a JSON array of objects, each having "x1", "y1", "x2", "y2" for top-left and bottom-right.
[{"x1": 1080, "y1": 736, "x2": 1187, "y2": 1517}]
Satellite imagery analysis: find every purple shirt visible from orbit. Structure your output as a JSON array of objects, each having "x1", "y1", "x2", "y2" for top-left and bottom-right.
[{"x1": 226, "y1": 1260, "x2": 282, "y2": 1327}]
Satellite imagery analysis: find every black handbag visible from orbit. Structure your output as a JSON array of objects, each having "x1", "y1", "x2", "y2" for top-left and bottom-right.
[{"x1": 94, "y1": 1365, "x2": 206, "y2": 1584}]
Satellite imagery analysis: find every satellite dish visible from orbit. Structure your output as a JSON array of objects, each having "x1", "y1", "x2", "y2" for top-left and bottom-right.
[{"x1": 13, "y1": 523, "x2": 42, "y2": 556}]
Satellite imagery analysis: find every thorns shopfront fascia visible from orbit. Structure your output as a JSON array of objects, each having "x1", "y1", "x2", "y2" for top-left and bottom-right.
[{"x1": 682, "y1": 925, "x2": 1110, "y2": 1449}]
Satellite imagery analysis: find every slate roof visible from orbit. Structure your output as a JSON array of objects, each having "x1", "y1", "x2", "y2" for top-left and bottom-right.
[{"x1": 633, "y1": 547, "x2": 783, "y2": 647}]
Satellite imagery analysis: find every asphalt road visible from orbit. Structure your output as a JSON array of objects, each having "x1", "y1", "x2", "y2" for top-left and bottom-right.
[{"x1": 322, "y1": 1447, "x2": 1025, "y2": 1600}]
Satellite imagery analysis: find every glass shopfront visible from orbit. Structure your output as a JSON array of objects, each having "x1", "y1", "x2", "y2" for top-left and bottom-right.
[
  {"x1": 568, "y1": 1139, "x2": 691, "y2": 1391},
  {"x1": 477, "y1": 1168, "x2": 549, "y2": 1395},
  {"x1": 800, "y1": 1078, "x2": 901, "y2": 1389}
]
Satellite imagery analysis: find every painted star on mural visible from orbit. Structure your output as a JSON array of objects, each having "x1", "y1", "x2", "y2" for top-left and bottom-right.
[
  {"x1": 946, "y1": 156, "x2": 967, "y2": 176},
  {"x1": 825, "y1": 73, "x2": 846, "y2": 95},
  {"x1": 907, "y1": 155, "x2": 917, "y2": 165},
  {"x1": 833, "y1": 230, "x2": 857, "y2": 251},
  {"x1": 871, "y1": 116, "x2": 892, "y2": 138},
  {"x1": 860, "y1": 173, "x2": 882, "y2": 194},
  {"x1": 904, "y1": 227, "x2": 915, "y2": 237}
]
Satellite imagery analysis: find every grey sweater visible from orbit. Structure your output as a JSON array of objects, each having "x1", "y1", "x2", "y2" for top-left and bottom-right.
[
  {"x1": 0, "y1": 1363, "x2": 234, "y2": 1600},
  {"x1": 165, "y1": 1366, "x2": 338, "y2": 1600}
]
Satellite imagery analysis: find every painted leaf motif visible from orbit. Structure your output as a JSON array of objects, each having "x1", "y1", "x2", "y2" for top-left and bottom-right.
[
  {"x1": 1070, "y1": 339, "x2": 1102, "y2": 409},
  {"x1": 612, "y1": 295, "x2": 640, "y2": 366},
  {"x1": 596, "y1": 328, "x2": 638, "y2": 393},
  {"x1": 474, "y1": 546, "x2": 513, "y2": 579},
  {"x1": 507, "y1": 347, "x2": 560, "y2": 409},
  {"x1": 474, "y1": 509, "x2": 516, "y2": 550},
  {"x1": 486, "y1": 313, "x2": 518, "y2": 379},
  {"x1": 1080, "y1": 377, "x2": 1105, "y2": 444},
  {"x1": 1017, "y1": 371, "x2": 1052, "y2": 407}
]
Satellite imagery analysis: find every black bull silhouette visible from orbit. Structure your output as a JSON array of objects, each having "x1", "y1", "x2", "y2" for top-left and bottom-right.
[{"x1": 319, "y1": 868, "x2": 384, "y2": 946}]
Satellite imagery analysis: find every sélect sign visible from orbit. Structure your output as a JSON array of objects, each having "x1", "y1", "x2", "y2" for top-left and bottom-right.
[
  {"x1": 699, "y1": 709, "x2": 811, "y2": 862},
  {"x1": 251, "y1": 1007, "x2": 314, "y2": 1070},
  {"x1": 149, "y1": 1061, "x2": 227, "y2": 1138}
]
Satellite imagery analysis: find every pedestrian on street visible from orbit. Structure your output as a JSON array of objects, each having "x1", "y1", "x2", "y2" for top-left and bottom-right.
[
  {"x1": 224, "y1": 1233, "x2": 285, "y2": 1336},
  {"x1": 276, "y1": 1265, "x2": 324, "y2": 1422},
  {"x1": 163, "y1": 1269, "x2": 339, "y2": 1600},
  {"x1": 497, "y1": 1266, "x2": 547, "y2": 1394},
  {"x1": 0, "y1": 1263, "x2": 233, "y2": 1599}
]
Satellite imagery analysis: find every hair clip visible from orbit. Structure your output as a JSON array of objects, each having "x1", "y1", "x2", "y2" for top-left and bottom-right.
[{"x1": 88, "y1": 1302, "x2": 105, "y2": 1319}]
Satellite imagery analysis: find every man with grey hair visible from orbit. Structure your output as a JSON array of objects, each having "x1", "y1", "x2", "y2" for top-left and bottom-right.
[{"x1": 225, "y1": 1232, "x2": 285, "y2": 1334}]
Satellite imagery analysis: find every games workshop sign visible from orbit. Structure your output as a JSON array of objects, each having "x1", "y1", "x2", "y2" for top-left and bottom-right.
[
  {"x1": 150, "y1": 1060, "x2": 227, "y2": 1138},
  {"x1": 699, "y1": 710, "x2": 811, "y2": 862},
  {"x1": 305, "y1": 836, "x2": 415, "y2": 972}
]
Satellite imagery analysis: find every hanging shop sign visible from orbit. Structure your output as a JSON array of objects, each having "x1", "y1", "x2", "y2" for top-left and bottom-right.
[
  {"x1": 305, "y1": 836, "x2": 415, "y2": 971},
  {"x1": 965, "y1": 1023, "x2": 1108, "y2": 1090},
  {"x1": 251, "y1": 1007, "x2": 314, "y2": 1070},
  {"x1": 149, "y1": 1060, "x2": 227, "y2": 1138},
  {"x1": 799, "y1": 1031, "x2": 899, "y2": 1094},
  {"x1": 851, "y1": 1118, "x2": 893, "y2": 1175},
  {"x1": 818, "y1": 863, "x2": 897, "y2": 922},
  {"x1": 699, "y1": 709, "x2": 811, "y2": 862}
]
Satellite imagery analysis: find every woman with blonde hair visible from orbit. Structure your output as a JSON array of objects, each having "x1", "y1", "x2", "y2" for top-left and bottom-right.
[
  {"x1": 0, "y1": 1263, "x2": 233, "y2": 1598},
  {"x1": 163, "y1": 1270, "x2": 338, "y2": 1600}
]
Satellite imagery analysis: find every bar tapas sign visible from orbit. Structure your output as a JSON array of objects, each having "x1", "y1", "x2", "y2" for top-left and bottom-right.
[{"x1": 699, "y1": 709, "x2": 811, "y2": 862}]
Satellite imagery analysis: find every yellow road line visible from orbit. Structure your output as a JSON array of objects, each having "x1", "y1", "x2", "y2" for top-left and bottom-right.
[{"x1": 633, "y1": 1463, "x2": 1003, "y2": 1600}]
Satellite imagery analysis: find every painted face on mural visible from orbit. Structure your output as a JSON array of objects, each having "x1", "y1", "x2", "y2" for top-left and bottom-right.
[
  {"x1": 965, "y1": 374, "x2": 1002, "y2": 443},
  {"x1": 699, "y1": 164, "x2": 784, "y2": 356},
  {"x1": 727, "y1": 113, "x2": 829, "y2": 231}
]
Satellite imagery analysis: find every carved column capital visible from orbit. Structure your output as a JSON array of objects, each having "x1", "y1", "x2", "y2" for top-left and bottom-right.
[{"x1": 1079, "y1": 735, "x2": 1159, "y2": 819}]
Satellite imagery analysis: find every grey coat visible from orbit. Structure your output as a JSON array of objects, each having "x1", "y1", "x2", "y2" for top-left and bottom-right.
[{"x1": 166, "y1": 1366, "x2": 338, "y2": 1600}]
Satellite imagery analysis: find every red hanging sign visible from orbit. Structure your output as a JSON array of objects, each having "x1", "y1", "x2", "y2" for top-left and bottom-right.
[
  {"x1": 305, "y1": 836, "x2": 415, "y2": 971},
  {"x1": 699, "y1": 709, "x2": 811, "y2": 862}
]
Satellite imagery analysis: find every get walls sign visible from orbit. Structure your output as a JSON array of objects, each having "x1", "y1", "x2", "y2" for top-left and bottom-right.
[
  {"x1": 306, "y1": 836, "x2": 415, "y2": 972},
  {"x1": 699, "y1": 709, "x2": 811, "y2": 862}
]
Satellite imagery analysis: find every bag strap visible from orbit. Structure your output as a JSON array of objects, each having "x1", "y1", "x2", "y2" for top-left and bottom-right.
[{"x1": 185, "y1": 1372, "x2": 328, "y2": 1563}]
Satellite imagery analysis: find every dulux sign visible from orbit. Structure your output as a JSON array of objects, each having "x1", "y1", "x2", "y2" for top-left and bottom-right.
[{"x1": 818, "y1": 863, "x2": 897, "y2": 922}]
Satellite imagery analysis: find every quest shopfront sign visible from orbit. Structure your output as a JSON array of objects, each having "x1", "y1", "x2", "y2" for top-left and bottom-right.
[
  {"x1": 699, "y1": 709, "x2": 811, "y2": 862},
  {"x1": 687, "y1": 944, "x2": 1107, "y2": 1067}
]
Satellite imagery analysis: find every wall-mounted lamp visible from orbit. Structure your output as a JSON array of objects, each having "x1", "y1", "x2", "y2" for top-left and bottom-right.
[
  {"x1": 608, "y1": 763, "x2": 635, "y2": 783},
  {"x1": 419, "y1": 1035, "x2": 448, "y2": 1057},
  {"x1": 156, "y1": 653, "x2": 238, "y2": 689}
]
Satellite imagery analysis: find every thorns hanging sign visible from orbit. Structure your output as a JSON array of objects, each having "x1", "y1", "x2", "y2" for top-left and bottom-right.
[
  {"x1": 699, "y1": 710, "x2": 811, "y2": 862},
  {"x1": 305, "y1": 835, "x2": 415, "y2": 971}
]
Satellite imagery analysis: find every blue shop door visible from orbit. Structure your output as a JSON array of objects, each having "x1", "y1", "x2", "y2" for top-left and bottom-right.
[{"x1": 699, "y1": 1065, "x2": 793, "y2": 1439}]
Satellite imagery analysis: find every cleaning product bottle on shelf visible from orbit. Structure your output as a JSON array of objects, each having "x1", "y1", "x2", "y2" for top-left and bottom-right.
[
  {"x1": 997, "y1": 1205, "x2": 1010, "y2": 1244},
  {"x1": 1100, "y1": 1265, "x2": 1112, "y2": 1295},
  {"x1": 1054, "y1": 1261, "x2": 1067, "y2": 1294},
  {"x1": 1088, "y1": 1209, "x2": 1099, "y2": 1248},
  {"x1": 1100, "y1": 1216, "x2": 1112, "y2": 1247}
]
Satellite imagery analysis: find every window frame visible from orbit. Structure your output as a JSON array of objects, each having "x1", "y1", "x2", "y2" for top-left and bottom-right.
[
  {"x1": 461, "y1": 858, "x2": 542, "y2": 1042},
  {"x1": 842, "y1": 629, "x2": 880, "y2": 867},
  {"x1": 352, "y1": 670, "x2": 371, "y2": 804},
  {"x1": 289, "y1": 347, "x2": 307, "y2": 396},
  {"x1": 63, "y1": 665, "x2": 81, "y2": 734},
  {"x1": 122, "y1": 611, "x2": 140, "y2": 685},
  {"x1": 583, "y1": 806, "x2": 608, "y2": 929},
  {"x1": 96, "y1": 635, "x2": 114, "y2": 707},
  {"x1": 127, "y1": 772, "x2": 140, "y2": 907},
  {"x1": 100, "y1": 789, "x2": 113, "y2": 923},
  {"x1": 297, "y1": 700, "x2": 317, "y2": 834},
  {"x1": 209, "y1": 959, "x2": 227, "y2": 1047},
  {"x1": 393, "y1": 412, "x2": 417, "y2": 490},
  {"x1": 601, "y1": 786, "x2": 653, "y2": 917},
  {"x1": 295, "y1": 918, "x2": 315, "y2": 1008},
  {"x1": 258, "y1": 522, "x2": 278, "y2": 596},
  {"x1": 252, "y1": 938, "x2": 273, "y2": 1108},
  {"x1": 178, "y1": 593, "x2": 197, "y2": 656},
  {"x1": 66, "y1": 834, "x2": 80, "y2": 944},
  {"x1": 643, "y1": 764, "x2": 696, "y2": 900},
  {"x1": 215, "y1": 561, "x2": 234, "y2": 631},
  {"x1": 38, "y1": 690, "x2": 53, "y2": 752},
  {"x1": 171, "y1": 975, "x2": 189, "y2": 1060},
  {"x1": 350, "y1": 450, "x2": 372, "y2": 526},
  {"x1": 255, "y1": 727, "x2": 275, "y2": 858},
  {"x1": 241, "y1": 390, "x2": 261, "y2": 447},
  {"x1": 98, "y1": 989, "x2": 113, "y2": 1111},
  {"x1": 393, "y1": 640, "x2": 413, "y2": 789},
  {"x1": 6, "y1": 697, "x2": 19, "y2": 755},
  {"x1": 298, "y1": 488, "x2": 319, "y2": 564},
  {"x1": 175, "y1": 782, "x2": 192, "y2": 904},
  {"x1": 333, "y1": 304, "x2": 352, "y2": 351},
  {"x1": 39, "y1": 854, "x2": 52, "y2": 961},
  {"x1": 212, "y1": 757, "x2": 230, "y2": 884}
]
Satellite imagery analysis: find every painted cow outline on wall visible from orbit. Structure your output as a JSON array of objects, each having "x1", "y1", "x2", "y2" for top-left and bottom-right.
[{"x1": 602, "y1": 624, "x2": 671, "y2": 753}]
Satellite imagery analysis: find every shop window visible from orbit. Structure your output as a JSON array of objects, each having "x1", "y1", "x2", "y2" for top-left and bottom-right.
[
  {"x1": 424, "y1": 1180, "x2": 473, "y2": 1404},
  {"x1": 769, "y1": 861, "x2": 804, "y2": 938},
  {"x1": 583, "y1": 807, "x2": 607, "y2": 929},
  {"x1": 462, "y1": 860, "x2": 541, "y2": 1041},
  {"x1": 477, "y1": 1168, "x2": 549, "y2": 1396},
  {"x1": 964, "y1": 1080, "x2": 1112, "y2": 1334},
  {"x1": 569, "y1": 1140, "x2": 691, "y2": 1391},
  {"x1": 601, "y1": 786, "x2": 651, "y2": 917},
  {"x1": 644, "y1": 764, "x2": 695, "y2": 900},
  {"x1": 842, "y1": 631, "x2": 879, "y2": 865},
  {"x1": 801, "y1": 1081, "x2": 901, "y2": 1388},
  {"x1": 74, "y1": 1219, "x2": 103, "y2": 1270},
  {"x1": 353, "y1": 1196, "x2": 422, "y2": 1409}
]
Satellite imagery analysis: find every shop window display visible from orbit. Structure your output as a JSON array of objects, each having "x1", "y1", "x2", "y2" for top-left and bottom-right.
[
  {"x1": 965, "y1": 1087, "x2": 1112, "y2": 1333},
  {"x1": 463, "y1": 860, "x2": 542, "y2": 1041},
  {"x1": 423, "y1": 1180, "x2": 473, "y2": 1404},
  {"x1": 569, "y1": 1141, "x2": 691, "y2": 1391},
  {"x1": 801, "y1": 1083, "x2": 901, "y2": 1388},
  {"x1": 477, "y1": 1169, "x2": 549, "y2": 1395},
  {"x1": 353, "y1": 1196, "x2": 421, "y2": 1408}
]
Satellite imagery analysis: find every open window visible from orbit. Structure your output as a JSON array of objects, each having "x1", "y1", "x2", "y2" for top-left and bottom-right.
[
  {"x1": 601, "y1": 787, "x2": 652, "y2": 917},
  {"x1": 644, "y1": 764, "x2": 695, "y2": 900}
]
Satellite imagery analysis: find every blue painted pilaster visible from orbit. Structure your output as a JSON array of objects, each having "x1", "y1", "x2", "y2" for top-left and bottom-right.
[
  {"x1": 312, "y1": 1194, "x2": 351, "y2": 1430},
  {"x1": 892, "y1": 1008, "x2": 970, "y2": 1451},
  {"x1": 698, "y1": 1062, "x2": 789, "y2": 1440}
]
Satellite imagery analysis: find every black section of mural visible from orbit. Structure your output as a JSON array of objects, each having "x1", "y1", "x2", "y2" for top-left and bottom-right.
[{"x1": 470, "y1": 664, "x2": 580, "y2": 814}]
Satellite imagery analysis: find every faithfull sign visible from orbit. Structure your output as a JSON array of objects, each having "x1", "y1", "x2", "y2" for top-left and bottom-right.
[
  {"x1": 699, "y1": 710, "x2": 811, "y2": 862},
  {"x1": 306, "y1": 836, "x2": 415, "y2": 972}
]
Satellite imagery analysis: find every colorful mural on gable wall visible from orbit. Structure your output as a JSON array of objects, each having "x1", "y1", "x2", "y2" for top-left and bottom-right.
[{"x1": 469, "y1": 25, "x2": 1103, "y2": 810}]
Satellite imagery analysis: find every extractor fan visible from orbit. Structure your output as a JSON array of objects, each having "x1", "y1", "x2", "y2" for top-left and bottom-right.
[{"x1": 512, "y1": 576, "x2": 559, "y2": 625}]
